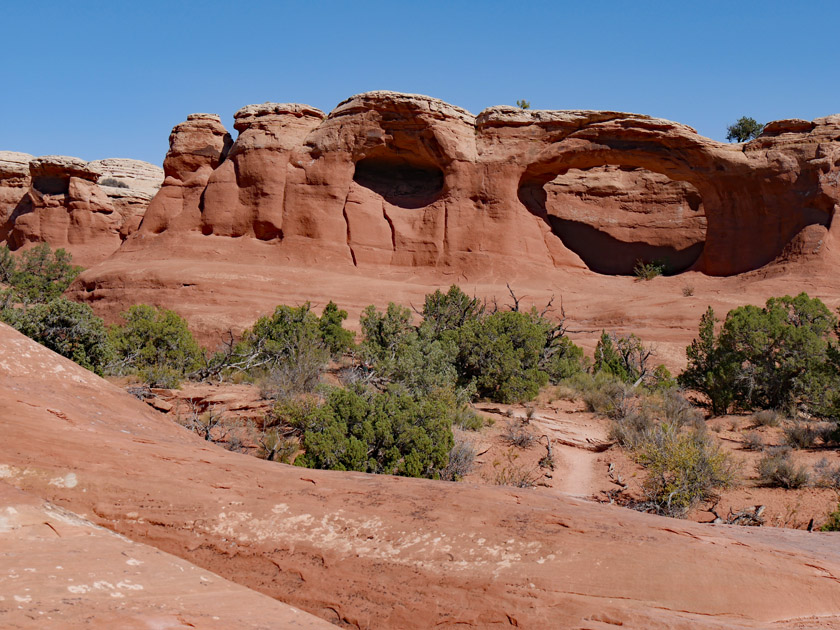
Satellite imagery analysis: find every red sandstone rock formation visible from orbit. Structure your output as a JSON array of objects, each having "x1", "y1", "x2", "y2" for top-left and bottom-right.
[
  {"x1": 69, "y1": 92, "x2": 840, "y2": 347},
  {"x1": 0, "y1": 153, "x2": 162, "y2": 267},
  {"x1": 119, "y1": 93, "x2": 840, "y2": 277},
  {"x1": 3, "y1": 323, "x2": 840, "y2": 628},
  {"x1": 0, "y1": 151, "x2": 33, "y2": 243}
]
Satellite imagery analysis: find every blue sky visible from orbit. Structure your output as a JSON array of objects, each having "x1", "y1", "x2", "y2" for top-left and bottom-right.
[{"x1": 5, "y1": 1, "x2": 839, "y2": 165}]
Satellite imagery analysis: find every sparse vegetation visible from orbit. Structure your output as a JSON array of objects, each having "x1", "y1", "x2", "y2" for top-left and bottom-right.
[
  {"x1": 814, "y1": 458, "x2": 840, "y2": 489},
  {"x1": 820, "y1": 503, "x2": 840, "y2": 531},
  {"x1": 784, "y1": 422, "x2": 819, "y2": 449},
  {"x1": 515, "y1": 99, "x2": 531, "y2": 110},
  {"x1": 633, "y1": 259, "x2": 666, "y2": 281},
  {"x1": 751, "y1": 409, "x2": 783, "y2": 428},
  {"x1": 757, "y1": 449, "x2": 810, "y2": 489},
  {"x1": 441, "y1": 433, "x2": 478, "y2": 481},
  {"x1": 108, "y1": 304, "x2": 204, "y2": 388},
  {"x1": 636, "y1": 423, "x2": 735, "y2": 517},
  {"x1": 501, "y1": 420, "x2": 537, "y2": 448},
  {"x1": 680, "y1": 295, "x2": 840, "y2": 417},
  {"x1": 99, "y1": 176, "x2": 130, "y2": 188},
  {"x1": 491, "y1": 449, "x2": 541, "y2": 488},
  {"x1": 742, "y1": 432, "x2": 765, "y2": 451},
  {"x1": 726, "y1": 116, "x2": 764, "y2": 143},
  {"x1": 682, "y1": 285, "x2": 695, "y2": 297}
]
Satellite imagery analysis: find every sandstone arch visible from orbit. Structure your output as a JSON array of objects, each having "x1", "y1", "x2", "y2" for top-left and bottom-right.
[{"x1": 504, "y1": 110, "x2": 836, "y2": 275}]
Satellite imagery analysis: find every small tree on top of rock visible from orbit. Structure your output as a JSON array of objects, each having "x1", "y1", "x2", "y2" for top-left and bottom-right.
[
  {"x1": 726, "y1": 116, "x2": 764, "y2": 143},
  {"x1": 516, "y1": 99, "x2": 531, "y2": 110}
]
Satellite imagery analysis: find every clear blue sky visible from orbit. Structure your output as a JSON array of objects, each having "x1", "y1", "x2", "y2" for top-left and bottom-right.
[{"x1": 5, "y1": 0, "x2": 839, "y2": 165}]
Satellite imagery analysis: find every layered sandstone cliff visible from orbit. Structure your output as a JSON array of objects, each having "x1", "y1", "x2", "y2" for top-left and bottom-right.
[
  {"x1": 69, "y1": 92, "x2": 840, "y2": 341},
  {"x1": 98, "y1": 92, "x2": 840, "y2": 278},
  {"x1": 0, "y1": 153, "x2": 162, "y2": 266}
]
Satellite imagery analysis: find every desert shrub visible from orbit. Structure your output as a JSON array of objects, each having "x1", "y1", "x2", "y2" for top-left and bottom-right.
[
  {"x1": 757, "y1": 448, "x2": 810, "y2": 489},
  {"x1": 501, "y1": 420, "x2": 537, "y2": 448},
  {"x1": 637, "y1": 423, "x2": 735, "y2": 517},
  {"x1": 1, "y1": 297, "x2": 113, "y2": 374},
  {"x1": 421, "y1": 285, "x2": 484, "y2": 336},
  {"x1": 360, "y1": 286, "x2": 583, "y2": 405},
  {"x1": 455, "y1": 310, "x2": 552, "y2": 403},
  {"x1": 492, "y1": 449, "x2": 541, "y2": 488},
  {"x1": 742, "y1": 432, "x2": 765, "y2": 451},
  {"x1": 660, "y1": 388, "x2": 704, "y2": 427},
  {"x1": 441, "y1": 433, "x2": 477, "y2": 481},
  {"x1": 568, "y1": 372, "x2": 632, "y2": 418},
  {"x1": 633, "y1": 259, "x2": 666, "y2": 281},
  {"x1": 820, "y1": 504, "x2": 840, "y2": 531},
  {"x1": 784, "y1": 422, "x2": 819, "y2": 449},
  {"x1": 257, "y1": 333, "x2": 328, "y2": 400},
  {"x1": 682, "y1": 285, "x2": 695, "y2": 297},
  {"x1": 680, "y1": 296, "x2": 840, "y2": 416},
  {"x1": 359, "y1": 302, "x2": 415, "y2": 365},
  {"x1": 0, "y1": 246, "x2": 16, "y2": 284},
  {"x1": 292, "y1": 386, "x2": 454, "y2": 478},
  {"x1": 451, "y1": 405, "x2": 484, "y2": 431},
  {"x1": 752, "y1": 409, "x2": 782, "y2": 428},
  {"x1": 726, "y1": 116, "x2": 764, "y2": 143},
  {"x1": 592, "y1": 331, "x2": 665, "y2": 388},
  {"x1": 257, "y1": 429, "x2": 299, "y2": 463},
  {"x1": 679, "y1": 307, "x2": 739, "y2": 416},
  {"x1": 0, "y1": 243, "x2": 82, "y2": 304},
  {"x1": 237, "y1": 303, "x2": 330, "y2": 372},
  {"x1": 318, "y1": 301, "x2": 355, "y2": 356},
  {"x1": 108, "y1": 304, "x2": 204, "y2": 388},
  {"x1": 814, "y1": 458, "x2": 840, "y2": 489},
  {"x1": 609, "y1": 405, "x2": 657, "y2": 449},
  {"x1": 99, "y1": 176, "x2": 129, "y2": 188}
]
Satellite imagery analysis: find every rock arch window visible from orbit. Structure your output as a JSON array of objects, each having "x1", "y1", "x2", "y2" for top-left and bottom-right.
[
  {"x1": 353, "y1": 156, "x2": 444, "y2": 209},
  {"x1": 32, "y1": 175, "x2": 70, "y2": 195},
  {"x1": 520, "y1": 165, "x2": 706, "y2": 275}
]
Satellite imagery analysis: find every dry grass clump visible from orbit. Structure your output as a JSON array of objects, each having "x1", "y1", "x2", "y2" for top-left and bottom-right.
[
  {"x1": 742, "y1": 432, "x2": 765, "y2": 451},
  {"x1": 813, "y1": 458, "x2": 840, "y2": 489},
  {"x1": 501, "y1": 420, "x2": 537, "y2": 448},
  {"x1": 783, "y1": 422, "x2": 819, "y2": 449},
  {"x1": 441, "y1": 433, "x2": 478, "y2": 481},
  {"x1": 491, "y1": 450, "x2": 541, "y2": 488},
  {"x1": 452, "y1": 405, "x2": 485, "y2": 431},
  {"x1": 757, "y1": 448, "x2": 810, "y2": 489},
  {"x1": 751, "y1": 409, "x2": 783, "y2": 428}
]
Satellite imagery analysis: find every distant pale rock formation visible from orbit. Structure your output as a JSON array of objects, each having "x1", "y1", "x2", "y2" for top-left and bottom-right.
[{"x1": 0, "y1": 152, "x2": 162, "y2": 266}]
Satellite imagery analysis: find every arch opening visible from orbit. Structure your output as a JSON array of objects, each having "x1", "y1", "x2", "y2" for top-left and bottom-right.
[
  {"x1": 520, "y1": 165, "x2": 707, "y2": 275},
  {"x1": 353, "y1": 156, "x2": 444, "y2": 209}
]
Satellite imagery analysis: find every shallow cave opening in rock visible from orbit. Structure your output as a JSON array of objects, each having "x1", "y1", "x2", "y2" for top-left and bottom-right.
[
  {"x1": 32, "y1": 175, "x2": 70, "y2": 195},
  {"x1": 520, "y1": 165, "x2": 707, "y2": 275},
  {"x1": 353, "y1": 156, "x2": 444, "y2": 209}
]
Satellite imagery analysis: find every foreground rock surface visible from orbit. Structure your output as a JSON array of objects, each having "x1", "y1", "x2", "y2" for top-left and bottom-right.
[
  {"x1": 0, "y1": 483, "x2": 331, "y2": 629},
  {"x1": 2, "y1": 323, "x2": 840, "y2": 628}
]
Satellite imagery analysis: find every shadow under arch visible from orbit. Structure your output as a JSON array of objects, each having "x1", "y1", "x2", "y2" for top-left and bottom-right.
[{"x1": 519, "y1": 162, "x2": 706, "y2": 276}]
